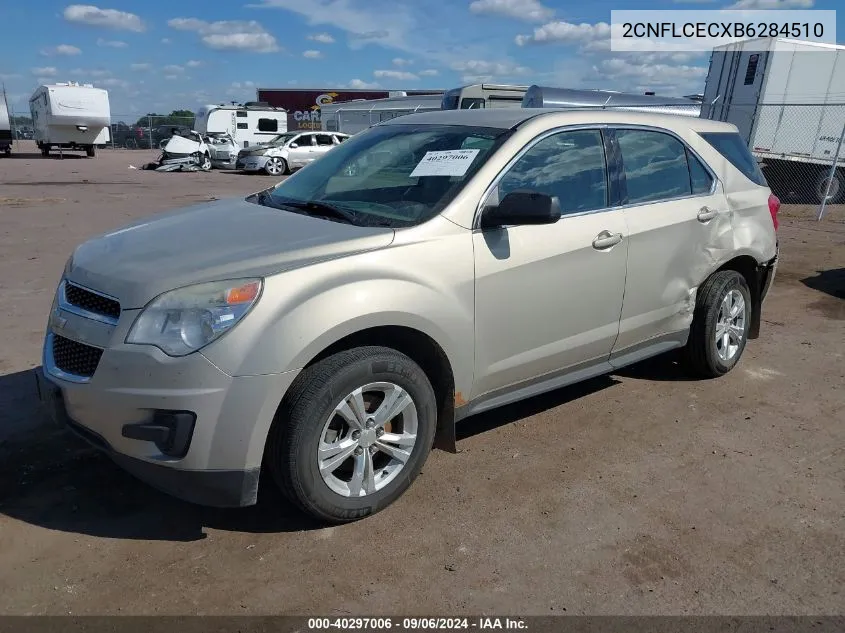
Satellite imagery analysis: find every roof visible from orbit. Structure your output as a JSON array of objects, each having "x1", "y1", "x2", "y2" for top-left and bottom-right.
[
  {"x1": 713, "y1": 37, "x2": 845, "y2": 52},
  {"x1": 381, "y1": 107, "x2": 737, "y2": 132}
]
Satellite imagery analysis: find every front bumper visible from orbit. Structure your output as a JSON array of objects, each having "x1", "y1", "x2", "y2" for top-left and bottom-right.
[
  {"x1": 38, "y1": 314, "x2": 298, "y2": 506},
  {"x1": 236, "y1": 155, "x2": 268, "y2": 172}
]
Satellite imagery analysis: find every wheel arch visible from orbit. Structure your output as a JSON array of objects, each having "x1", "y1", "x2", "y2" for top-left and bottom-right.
[{"x1": 285, "y1": 324, "x2": 458, "y2": 453}]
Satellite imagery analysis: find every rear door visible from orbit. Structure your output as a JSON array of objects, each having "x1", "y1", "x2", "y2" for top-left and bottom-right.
[
  {"x1": 314, "y1": 133, "x2": 336, "y2": 157},
  {"x1": 610, "y1": 126, "x2": 730, "y2": 363}
]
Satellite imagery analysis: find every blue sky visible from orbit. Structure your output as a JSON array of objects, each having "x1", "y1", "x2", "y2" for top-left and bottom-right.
[{"x1": 1, "y1": 0, "x2": 842, "y2": 117}]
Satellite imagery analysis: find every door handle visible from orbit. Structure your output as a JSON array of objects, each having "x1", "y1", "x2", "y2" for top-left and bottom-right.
[
  {"x1": 592, "y1": 231, "x2": 623, "y2": 250},
  {"x1": 697, "y1": 206, "x2": 718, "y2": 222}
]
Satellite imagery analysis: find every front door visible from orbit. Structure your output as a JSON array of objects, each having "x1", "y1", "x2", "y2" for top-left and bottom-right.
[
  {"x1": 287, "y1": 133, "x2": 316, "y2": 167},
  {"x1": 472, "y1": 128, "x2": 629, "y2": 398}
]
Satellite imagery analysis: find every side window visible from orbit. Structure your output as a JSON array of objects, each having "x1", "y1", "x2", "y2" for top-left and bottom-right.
[
  {"x1": 236, "y1": 110, "x2": 248, "y2": 118},
  {"x1": 460, "y1": 98, "x2": 485, "y2": 110},
  {"x1": 687, "y1": 149, "x2": 714, "y2": 194},
  {"x1": 236, "y1": 122, "x2": 248, "y2": 130},
  {"x1": 316, "y1": 134, "x2": 334, "y2": 146},
  {"x1": 699, "y1": 131, "x2": 768, "y2": 186},
  {"x1": 257, "y1": 118, "x2": 278, "y2": 132},
  {"x1": 332, "y1": 135, "x2": 345, "y2": 143},
  {"x1": 616, "y1": 129, "x2": 692, "y2": 204},
  {"x1": 295, "y1": 134, "x2": 314, "y2": 146},
  {"x1": 498, "y1": 129, "x2": 608, "y2": 215}
]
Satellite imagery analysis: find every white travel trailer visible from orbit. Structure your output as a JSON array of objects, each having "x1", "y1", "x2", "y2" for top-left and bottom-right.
[
  {"x1": 29, "y1": 82, "x2": 110, "y2": 157},
  {"x1": 0, "y1": 92, "x2": 11, "y2": 155},
  {"x1": 194, "y1": 102, "x2": 288, "y2": 149},
  {"x1": 320, "y1": 94, "x2": 443, "y2": 135},
  {"x1": 440, "y1": 84, "x2": 529, "y2": 110},
  {"x1": 701, "y1": 37, "x2": 845, "y2": 203}
]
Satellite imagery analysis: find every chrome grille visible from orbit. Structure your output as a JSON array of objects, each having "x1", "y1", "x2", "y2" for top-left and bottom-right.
[
  {"x1": 64, "y1": 282, "x2": 121, "y2": 320},
  {"x1": 52, "y1": 335, "x2": 104, "y2": 378}
]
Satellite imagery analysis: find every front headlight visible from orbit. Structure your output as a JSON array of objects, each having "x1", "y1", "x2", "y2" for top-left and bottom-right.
[{"x1": 126, "y1": 278, "x2": 262, "y2": 356}]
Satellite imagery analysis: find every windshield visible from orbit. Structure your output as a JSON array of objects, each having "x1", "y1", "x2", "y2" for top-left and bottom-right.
[
  {"x1": 259, "y1": 123, "x2": 512, "y2": 227},
  {"x1": 268, "y1": 132, "x2": 298, "y2": 145}
]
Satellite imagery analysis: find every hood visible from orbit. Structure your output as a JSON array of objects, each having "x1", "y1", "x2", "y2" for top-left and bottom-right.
[{"x1": 66, "y1": 198, "x2": 395, "y2": 308}]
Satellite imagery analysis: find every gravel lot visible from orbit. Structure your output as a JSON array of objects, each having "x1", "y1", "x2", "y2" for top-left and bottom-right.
[{"x1": 0, "y1": 142, "x2": 843, "y2": 616}]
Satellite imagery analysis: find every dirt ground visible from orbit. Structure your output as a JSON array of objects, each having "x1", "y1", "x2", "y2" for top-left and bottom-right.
[{"x1": 0, "y1": 141, "x2": 842, "y2": 616}]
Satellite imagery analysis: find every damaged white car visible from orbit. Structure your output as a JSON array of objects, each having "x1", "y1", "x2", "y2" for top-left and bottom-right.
[
  {"x1": 145, "y1": 131, "x2": 213, "y2": 172},
  {"x1": 206, "y1": 132, "x2": 239, "y2": 169},
  {"x1": 236, "y1": 131, "x2": 350, "y2": 176}
]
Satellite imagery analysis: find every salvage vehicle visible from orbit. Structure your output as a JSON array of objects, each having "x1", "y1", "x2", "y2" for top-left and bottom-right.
[
  {"x1": 205, "y1": 132, "x2": 239, "y2": 169},
  {"x1": 236, "y1": 131, "x2": 350, "y2": 175},
  {"x1": 146, "y1": 131, "x2": 212, "y2": 171},
  {"x1": 37, "y1": 109, "x2": 779, "y2": 523}
]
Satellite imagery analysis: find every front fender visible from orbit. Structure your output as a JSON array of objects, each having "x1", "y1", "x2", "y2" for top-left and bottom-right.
[{"x1": 202, "y1": 267, "x2": 476, "y2": 402}]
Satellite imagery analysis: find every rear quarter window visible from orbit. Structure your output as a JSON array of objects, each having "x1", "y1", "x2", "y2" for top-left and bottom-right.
[{"x1": 699, "y1": 132, "x2": 768, "y2": 187}]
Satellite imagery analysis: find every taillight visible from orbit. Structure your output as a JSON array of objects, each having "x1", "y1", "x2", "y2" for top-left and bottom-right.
[{"x1": 768, "y1": 193, "x2": 780, "y2": 231}]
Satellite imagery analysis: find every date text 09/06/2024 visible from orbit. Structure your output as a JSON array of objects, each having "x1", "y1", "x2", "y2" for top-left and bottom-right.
[{"x1": 307, "y1": 617, "x2": 529, "y2": 630}]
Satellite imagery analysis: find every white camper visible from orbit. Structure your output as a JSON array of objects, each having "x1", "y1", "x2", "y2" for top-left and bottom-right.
[
  {"x1": 194, "y1": 102, "x2": 288, "y2": 150},
  {"x1": 29, "y1": 82, "x2": 110, "y2": 157},
  {"x1": 702, "y1": 38, "x2": 845, "y2": 203},
  {"x1": 0, "y1": 91, "x2": 11, "y2": 155},
  {"x1": 320, "y1": 94, "x2": 443, "y2": 135},
  {"x1": 440, "y1": 84, "x2": 529, "y2": 110},
  {"x1": 522, "y1": 86, "x2": 701, "y2": 117}
]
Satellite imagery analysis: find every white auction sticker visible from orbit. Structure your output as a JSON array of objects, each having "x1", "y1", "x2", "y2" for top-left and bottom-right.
[{"x1": 409, "y1": 149, "x2": 481, "y2": 177}]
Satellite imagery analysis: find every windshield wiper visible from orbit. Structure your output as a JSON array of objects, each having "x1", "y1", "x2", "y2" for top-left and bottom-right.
[{"x1": 278, "y1": 199, "x2": 360, "y2": 225}]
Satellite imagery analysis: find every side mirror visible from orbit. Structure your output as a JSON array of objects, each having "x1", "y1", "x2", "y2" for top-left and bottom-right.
[
  {"x1": 289, "y1": 142, "x2": 299, "y2": 148},
  {"x1": 480, "y1": 190, "x2": 561, "y2": 229}
]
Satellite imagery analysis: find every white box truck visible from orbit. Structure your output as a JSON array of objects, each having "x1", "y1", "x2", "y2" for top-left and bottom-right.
[
  {"x1": 701, "y1": 38, "x2": 845, "y2": 203},
  {"x1": 194, "y1": 102, "x2": 288, "y2": 149},
  {"x1": 29, "y1": 82, "x2": 111, "y2": 157}
]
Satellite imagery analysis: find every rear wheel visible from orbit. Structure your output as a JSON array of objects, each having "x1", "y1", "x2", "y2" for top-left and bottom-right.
[
  {"x1": 86, "y1": 145, "x2": 96, "y2": 157},
  {"x1": 815, "y1": 168, "x2": 845, "y2": 204},
  {"x1": 264, "y1": 156, "x2": 287, "y2": 176},
  {"x1": 684, "y1": 270, "x2": 752, "y2": 378},
  {"x1": 40, "y1": 144, "x2": 50, "y2": 157},
  {"x1": 266, "y1": 346, "x2": 437, "y2": 523}
]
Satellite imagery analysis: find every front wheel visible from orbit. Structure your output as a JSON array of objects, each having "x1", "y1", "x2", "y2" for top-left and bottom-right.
[
  {"x1": 264, "y1": 156, "x2": 287, "y2": 176},
  {"x1": 684, "y1": 270, "x2": 752, "y2": 378},
  {"x1": 266, "y1": 346, "x2": 437, "y2": 523},
  {"x1": 86, "y1": 145, "x2": 96, "y2": 157},
  {"x1": 197, "y1": 152, "x2": 212, "y2": 171}
]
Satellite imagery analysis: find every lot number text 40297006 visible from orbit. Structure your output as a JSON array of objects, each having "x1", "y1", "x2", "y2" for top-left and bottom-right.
[{"x1": 307, "y1": 617, "x2": 528, "y2": 630}]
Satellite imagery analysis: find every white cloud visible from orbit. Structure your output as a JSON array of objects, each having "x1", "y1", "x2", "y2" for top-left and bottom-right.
[
  {"x1": 374, "y1": 69, "x2": 418, "y2": 80},
  {"x1": 729, "y1": 0, "x2": 813, "y2": 6},
  {"x1": 419, "y1": 69, "x2": 439, "y2": 76},
  {"x1": 161, "y1": 38, "x2": 171, "y2": 44},
  {"x1": 450, "y1": 59, "x2": 531, "y2": 82},
  {"x1": 63, "y1": 4, "x2": 145, "y2": 32},
  {"x1": 469, "y1": 0, "x2": 554, "y2": 23},
  {"x1": 163, "y1": 64, "x2": 184, "y2": 73},
  {"x1": 231, "y1": 81, "x2": 257, "y2": 89},
  {"x1": 41, "y1": 44, "x2": 82, "y2": 56},
  {"x1": 186, "y1": 60, "x2": 203, "y2": 67},
  {"x1": 347, "y1": 78, "x2": 382, "y2": 89},
  {"x1": 97, "y1": 38, "x2": 127, "y2": 48},
  {"x1": 515, "y1": 20, "x2": 611, "y2": 47},
  {"x1": 164, "y1": 75, "x2": 180, "y2": 81},
  {"x1": 303, "y1": 49, "x2": 323, "y2": 58},
  {"x1": 0, "y1": 73, "x2": 22, "y2": 80},
  {"x1": 307, "y1": 32, "x2": 335, "y2": 43},
  {"x1": 130, "y1": 63, "x2": 151, "y2": 71},
  {"x1": 98, "y1": 77, "x2": 129, "y2": 88},
  {"x1": 393, "y1": 57, "x2": 412, "y2": 66},
  {"x1": 31, "y1": 66, "x2": 58, "y2": 76},
  {"x1": 168, "y1": 18, "x2": 280, "y2": 52},
  {"x1": 593, "y1": 57, "x2": 708, "y2": 94},
  {"x1": 70, "y1": 68, "x2": 111, "y2": 77}
]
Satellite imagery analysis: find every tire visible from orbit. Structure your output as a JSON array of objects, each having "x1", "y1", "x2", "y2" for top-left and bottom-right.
[
  {"x1": 815, "y1": 168, "x2": 845, "y2": 204},
  {"x1": 266, "y1": 346, "x2": 437, "y2": 523},
  {"x1": 40, "y1": 144, "x2": 50, "y2": 157},
  {"x1": 264, "y1": 156, "x2": 287, "y2": 176},
  {"x1": 684, "y1": 270, "x2": 752, "y2": 378},
  {"x1": 86, "y1": 145, "x2": 96, "y2": 158},
  {"x1": 197, "y1": 152, "x2": 212, "y2": 171}
]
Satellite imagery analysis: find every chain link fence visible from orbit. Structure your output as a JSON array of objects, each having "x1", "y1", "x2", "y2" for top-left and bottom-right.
[{"x1": 7, "y1": 103, "x2": 844, "y2": 218}]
